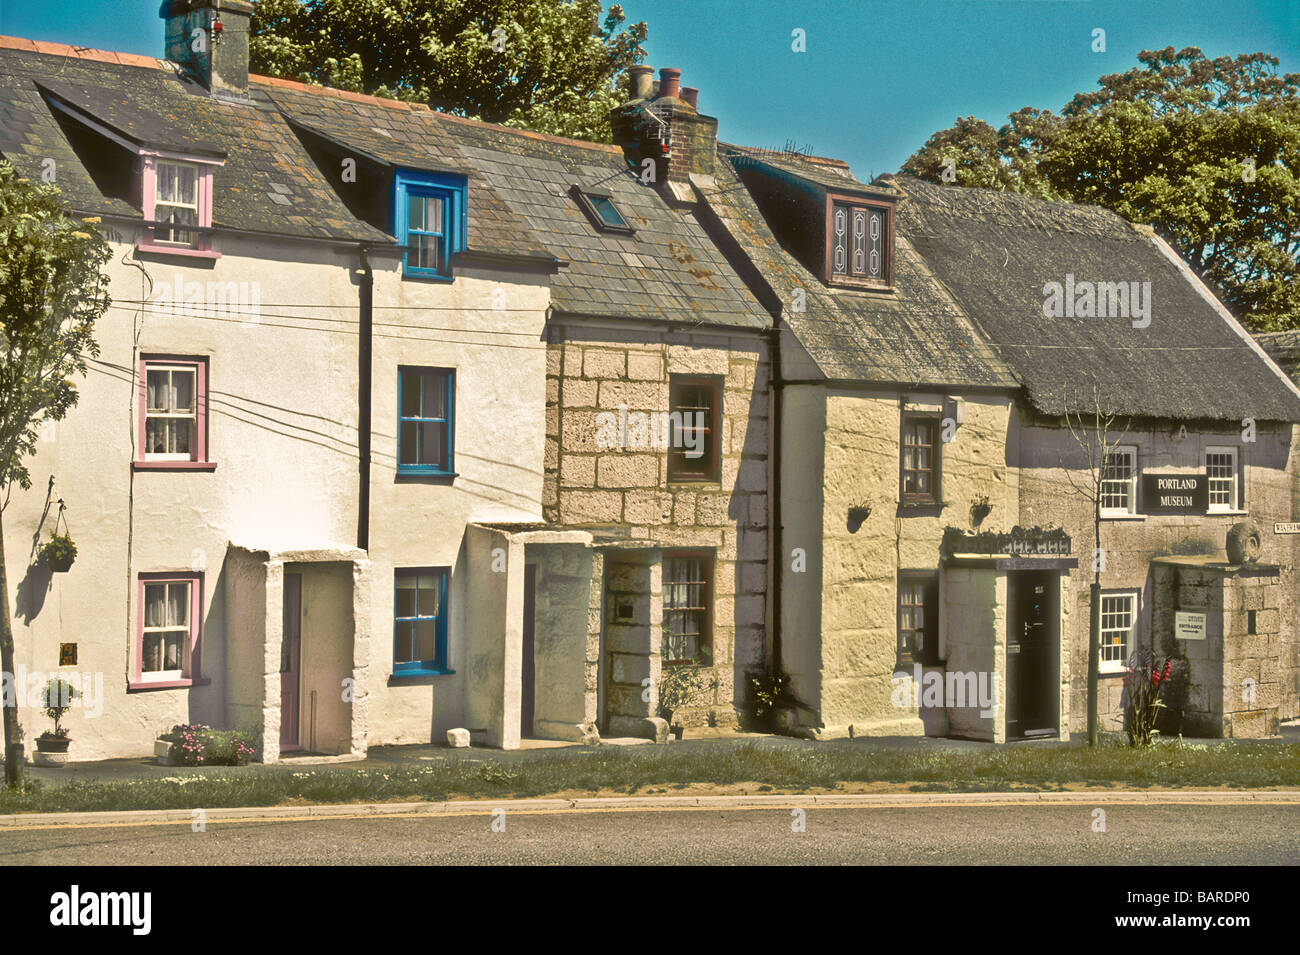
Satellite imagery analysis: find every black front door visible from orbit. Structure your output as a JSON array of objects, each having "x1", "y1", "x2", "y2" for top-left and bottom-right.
[{"x1": 1006, "y1": 571, "x2": 1057, "y2": 739}]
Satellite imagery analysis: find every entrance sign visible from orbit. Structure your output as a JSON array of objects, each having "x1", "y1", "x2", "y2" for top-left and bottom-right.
[
  {"x1": 941, "y1": 526, "x2": 1071, "y2": 557},
  {"x1": 1141, "y1": 473, "x2": 1208, "y2": 514},
  {"x1": 1274, "y1": 522, "x2": 1300, "y2": 535},
  {"x1": 1175, "y1": 611, "x2": 1206, "y2": 641}
]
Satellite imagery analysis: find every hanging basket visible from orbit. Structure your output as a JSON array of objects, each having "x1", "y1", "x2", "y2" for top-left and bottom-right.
[{"x1": 40, "y1": 534, "x2": 77, "y2": 573}]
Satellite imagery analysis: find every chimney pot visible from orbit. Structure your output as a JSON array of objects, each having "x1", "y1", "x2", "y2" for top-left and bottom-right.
[
  {"x1": 658, "y1": 68, "x2": 681, "y2": 100},
  {"x1": 680, "y1": 87, "x2": 698, "y2": 109},
  {"x1": 629, "y1": 65, "x2": 654, "y2": 100}
]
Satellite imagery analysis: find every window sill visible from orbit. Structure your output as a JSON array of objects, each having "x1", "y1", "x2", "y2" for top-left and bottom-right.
[
  {"x1": 388, "y1": 670, "x2": 455, "y2": 686},
  {"x1": 135, "y1": 242, "x2": 221, "y2": 261},
  {"x1": 395, "y1": 469, "x2": 458, "y2": 483},
  {"x1": 666, "y1": 478, "x2": 722, "y2": 488},
  {"x1": 1098, "y1": 669, "x2": 1128, "y2": 678},
  {"x1": 401, "y1": 270, "x2": 454, "y2": 282},
  {"x1": 133, "y1": 460, "x2": 217, "y2": 471},
  {"x1": 898, "y1": 499, "x2": 946, "y2": 511},
  {"x1": 1207, "y1": 509, "x2": 1249, "y2": 517},
  {"x1": 1100, "y1": 513, "x2": 1144, "y2": 521},
  {"x1": 128, "y1": 677, "x2": 211, "y2": 692}
]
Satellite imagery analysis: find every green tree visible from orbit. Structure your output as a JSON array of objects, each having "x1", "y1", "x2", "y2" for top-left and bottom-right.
[
  {"x1": 901, "y1": 48, "x2": 1300, "y2": 330},
  {"x1": 0, "y1": 162, "x2": 110, "y2": 786},
  {"x1": 250, "y1": 0, "x2": 648, "y2": 143}
]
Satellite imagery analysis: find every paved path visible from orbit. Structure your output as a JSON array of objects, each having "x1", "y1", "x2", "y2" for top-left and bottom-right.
[{"x1": 3, "y1": 801, "x2": 1296, "y2": 865}]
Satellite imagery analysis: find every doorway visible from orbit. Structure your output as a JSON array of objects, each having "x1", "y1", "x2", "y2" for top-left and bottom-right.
[
  {"x1": 1006, "y1": 570, "x2": 1058, "y2": 739},
  {"x1": 280, "y1": 573, "x2": 302, "y2": 751},
  {"x1": 520, "y1": 564, "x2": 537, "y2": 738}
]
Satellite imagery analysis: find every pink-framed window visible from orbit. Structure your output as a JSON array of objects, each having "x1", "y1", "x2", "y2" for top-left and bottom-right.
[
  {"x1": 137, "y1": 154, "x2": 221, "y2": 260},
  {"x1": 135, "y1": 356, "x2": 216, "y2": 471},
  {"x1": 131, "y1": 572, "x2": 203, "y2": 690}
]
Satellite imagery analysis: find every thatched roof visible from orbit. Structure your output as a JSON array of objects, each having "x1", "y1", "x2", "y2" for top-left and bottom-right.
[{"x1": 891, "y1": 175, "x2": 1300, "y2": 422}]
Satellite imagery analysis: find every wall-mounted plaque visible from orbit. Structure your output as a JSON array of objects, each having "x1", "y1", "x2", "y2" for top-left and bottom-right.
[
  {"x1": 1141, "y1": 473, "x2": 1207, "y2": 514},
  {"x1": 1175, "y1": 611, "x2": 1207, "y2": 640}
]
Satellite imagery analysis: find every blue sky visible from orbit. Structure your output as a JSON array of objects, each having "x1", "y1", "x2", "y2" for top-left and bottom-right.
[{"x1": 1, "y1": 0, "x2": 1296, "y2": 177}]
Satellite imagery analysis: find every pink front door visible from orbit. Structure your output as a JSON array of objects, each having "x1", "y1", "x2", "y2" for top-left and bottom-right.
[{"x1": 280, "y1": 574, "x2": 302, "y2": 751}]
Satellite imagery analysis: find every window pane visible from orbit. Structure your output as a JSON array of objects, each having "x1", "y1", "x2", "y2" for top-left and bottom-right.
[
  {"x1": 158, "y1": 163, "x2": 197, "y2": 204},
  {"x1": 395, "y1": 576, "x2": 418, "y2": 617},
  {"x1": 163, "y1": 632, "x2": 184, "y2": 670},
  {"x1": 400, "y1": 373, "x2": 422, "y2": 419},
  {"x1": 589, "y1": 195, "x2": 627, "y2": 228},
  {"x1": 410, "y1": 234, "x2": 440, "y2": 271},
  {"x1": 851, "y1": 206, "x2": 866, "y2": 275},
  {"x1": 831, "y1": 205, "x2": 848, "y2": 275},
  {"x1": 412, "y1": 620, "x2": 436, "y2": 662},
  {"x1": 144, "y1": 584, "x2": 166, "y2": 628},
  {"x1": 422, "y1": 371, "x2": 446, "y2": 418},
  {"x1": 143, "y1": 633, "x2": 163, "y2": 671},
  {"x1": 395, "y1": 622, "x2": 415, "y2": 663},
  {"x1": 167, "y1": 583, "x2": 189, "y2": 628},
  {"x1": 147, "y1": 370, "x2": 168, "y2": 411},
  {"x1": 171, "y1": 370, "x2": 195, "y2": 414},
  {"x1": 868, "y1": 208, "x2": 883, "y2": 277},
  {"x1": 419, "y1": 422, "x2": 446, "y2": 468},
  {"x1": 399, "y1": 422, "x2": 420, "y2": 465}
]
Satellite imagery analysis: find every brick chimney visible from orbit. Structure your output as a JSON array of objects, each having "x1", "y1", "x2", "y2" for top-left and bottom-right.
[
  {"x1": 160, "y1": 0, "x2": 254, "y2": 99},
  {"x1": 610, "y1": 66, "x2": 718, "y2": 196}
]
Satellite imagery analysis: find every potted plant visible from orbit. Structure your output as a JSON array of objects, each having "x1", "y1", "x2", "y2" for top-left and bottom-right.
[
  {"x1": 34, "y1": 677, "x2": 79, "y2": 766},
  {"x1": 40, "y1": 533, "x2": 77, "y2": 573}
]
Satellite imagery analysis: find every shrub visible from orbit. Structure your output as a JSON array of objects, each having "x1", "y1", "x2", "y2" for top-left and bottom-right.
[
  {"x1": 744, "y1": 669, "x2": 793, "y2": 731},
  {"x1": 39, "y1": 677, "x2": 79, "y2": 737},
  {"x1": 164, "y1": 724, "x2": 256, "y2": 766},
  {"x1": 1117, "y1": 652, "x2": 1173, "y2": 747}
]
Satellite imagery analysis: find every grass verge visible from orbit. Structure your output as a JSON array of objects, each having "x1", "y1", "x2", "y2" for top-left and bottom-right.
[{"x1": 3, "y1": 738, "x2": 1298, "y2": 814}]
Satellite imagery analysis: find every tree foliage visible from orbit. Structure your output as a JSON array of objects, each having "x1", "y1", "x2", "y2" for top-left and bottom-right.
[
  {"x1": 901, "y1": 48, "x2": 1300, "y2": 330},
  {"x1": 0, "y1": 162, "x2": 110, "y2": 491},
  {"x1": 250, "y1": 0, "x2": 648, "y2": 142}
]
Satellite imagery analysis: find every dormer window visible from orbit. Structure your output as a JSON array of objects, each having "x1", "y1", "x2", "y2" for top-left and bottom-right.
[
  {"x1": 826, "y1": 195, "x2": 893, "y2": 288},
  {"x1": 395, "y1": 170, "x2": 467, "y2": 280},
  {"x1": 571, "y1": 186, "x2": 634, "y2": 235},
  {"x1": 139, "y1": 154, "x2": 220, "y2": 258}
]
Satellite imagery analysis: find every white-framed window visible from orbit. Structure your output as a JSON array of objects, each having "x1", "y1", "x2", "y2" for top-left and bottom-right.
[
  {"x1": 154, "y1": 160, "x2": 199, "y2": 245},
  {"x1": 1100, "y1": 445, "x2": 1138, "y2": 515},
  {"x1": 1100, "y1": 591, "x2": 1137, "y2": 674},
  {"x1": 1205, "y1": 446, "x2": 1239, "y2": 512},
  {"x1": 139, "y1": 578, "x2": 194, "y2": 683},
  {"x1": 144, "y1": 363, "x2": 197, "y2": 460}
]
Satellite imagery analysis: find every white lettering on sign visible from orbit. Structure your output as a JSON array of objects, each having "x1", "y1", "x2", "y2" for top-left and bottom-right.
[{"x1": 1175, "y1": 611, "x2": 1206, "y2": 641}]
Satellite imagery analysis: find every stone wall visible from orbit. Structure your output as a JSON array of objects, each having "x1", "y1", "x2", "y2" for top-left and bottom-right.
[
  {"x1": 545, "y1": 322, "x2": 769, "y2": 727},
  {"x1": 1016, "y1": 413, "x2": 1296, "y2": 735}
]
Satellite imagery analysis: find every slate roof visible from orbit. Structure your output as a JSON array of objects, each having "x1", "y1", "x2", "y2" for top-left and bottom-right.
[
  {"x1": 0, "y1": 40, "x2": 390, "y2": 243},
  {"x1": 701, "y1": 145, "x2": 1016, "y2": 387},
  {"x1": 422, "y1": 116, "x2": 770, "y2": 329},
  {"x1": 0, "y1": 37, "x2": 769, "y2": 330},
  {"x1": 892, "y1": 175, "x2": 1300, "y2": 422}
]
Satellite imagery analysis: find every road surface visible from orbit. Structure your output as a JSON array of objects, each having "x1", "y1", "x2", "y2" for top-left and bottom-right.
[{"x1": 2, "y1": 803, "x2": 1296, "y2": 865}]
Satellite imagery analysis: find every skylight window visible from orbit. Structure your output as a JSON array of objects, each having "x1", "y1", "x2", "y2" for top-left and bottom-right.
[{"x1": 572, "y1": 187, "x2": 634, "y2": 235}]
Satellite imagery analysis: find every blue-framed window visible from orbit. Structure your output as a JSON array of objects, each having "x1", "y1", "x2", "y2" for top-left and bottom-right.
[
  {"x1": 394, "y1": 568, "x2": 449, "y2": 675},
  {"x1": 395, "y1": 170, "x2": 466, "y2": 279},
  {"x1": 398, "y1": 366, "x2": 454, "y2": 474}
]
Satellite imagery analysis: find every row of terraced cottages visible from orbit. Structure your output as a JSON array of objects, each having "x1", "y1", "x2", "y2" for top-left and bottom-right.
[{"x1": 1, "y1": 1, "x2": 1296, "y2": 762}]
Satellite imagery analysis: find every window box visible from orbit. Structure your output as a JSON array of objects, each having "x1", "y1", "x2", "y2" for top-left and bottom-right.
[
  {"x1": 135, "y1": 357, "x2": 213, "y2": 469},
  {"x1": 394, "y1": 568, "x2": 450, "y2": 675},
  {"x1": 131, "y1": 573, "x2": 203, "y2": 690},
  {"x1": 397, "y1": 367, "x2": 454, "y2": 475},
  {"x1": 395, "y1": 170, "x2": 467, "y2": 280},
  {"x1": 666, "y1": 376, "x2": 721, "y2": 483}
]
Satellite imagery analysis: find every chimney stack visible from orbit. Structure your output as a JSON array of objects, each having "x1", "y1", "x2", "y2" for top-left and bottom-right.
[
  {"x1": 159, "y1": 0, "x2": 254, "y2": 99},
  {"x1": 609, "y1": 66, "x2": 717, "y2": 196}
]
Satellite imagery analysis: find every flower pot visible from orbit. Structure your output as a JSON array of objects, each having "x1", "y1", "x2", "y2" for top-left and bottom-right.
[
  {"x1": 33, "y1": 750, "x2": 69, "y2": 767},
  {"x1": 46, "y1": 553, "x2": 74, "y2": 573},
  {"x1": 35, "y1": 735, "x2": 70, "y2": 754}
]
